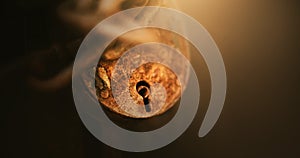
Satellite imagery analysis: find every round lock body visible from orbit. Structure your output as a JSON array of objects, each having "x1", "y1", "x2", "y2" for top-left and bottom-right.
[{"x1": 95, "y1": 28, "x2": 190, "y2": 118}]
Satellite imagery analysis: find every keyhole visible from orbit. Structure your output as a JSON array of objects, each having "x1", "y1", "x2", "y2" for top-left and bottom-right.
[{"x1": 136, "y1": 81, "x2": 151, "y2": 112}]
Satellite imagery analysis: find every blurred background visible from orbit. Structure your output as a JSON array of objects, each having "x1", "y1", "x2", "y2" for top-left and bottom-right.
[{"x1": 2, "y1": 0, "x2": 300, "y2": 157}]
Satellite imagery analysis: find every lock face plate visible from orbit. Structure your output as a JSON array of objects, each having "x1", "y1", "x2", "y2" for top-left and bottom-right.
[{"x1": 95, "y1": 28, "x2": 190, "y2": 118}]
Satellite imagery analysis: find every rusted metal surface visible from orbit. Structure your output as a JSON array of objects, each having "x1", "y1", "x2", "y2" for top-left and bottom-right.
[{"x1": 95, "y1": 28, "x2": 190, "y2": 118}]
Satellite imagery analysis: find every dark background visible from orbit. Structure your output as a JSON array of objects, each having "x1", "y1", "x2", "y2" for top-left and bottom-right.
[{"x1": 2, "y1": 0, "x2": 300, "y2": 157}]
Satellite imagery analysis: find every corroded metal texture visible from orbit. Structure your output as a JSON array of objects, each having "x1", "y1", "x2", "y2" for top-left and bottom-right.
[{"x1": 95, "y1": 28, "x2": 190, "y2": 118}]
